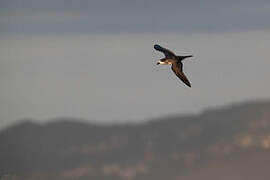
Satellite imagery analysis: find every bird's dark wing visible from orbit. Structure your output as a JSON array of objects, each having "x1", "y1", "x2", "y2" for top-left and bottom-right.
[
  {"x1": 154, "y1": 44, "x2": 176, "y2": 58},
  {"x1": 171, "y1": 62, "x2": 191, "y2": 87}
]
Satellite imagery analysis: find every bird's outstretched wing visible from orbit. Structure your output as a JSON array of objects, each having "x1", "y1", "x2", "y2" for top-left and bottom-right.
[
  {"x1": 171, "y1": 62, "x2": 191, "y2": 87},
  {"x1": 154, "y1": 44, "x2": 176, "y2": 58}
]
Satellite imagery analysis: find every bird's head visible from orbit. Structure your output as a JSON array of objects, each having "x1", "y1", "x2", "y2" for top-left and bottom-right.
[{"x1": 156, "y1": 58, "x2": 169, "y2": 65}]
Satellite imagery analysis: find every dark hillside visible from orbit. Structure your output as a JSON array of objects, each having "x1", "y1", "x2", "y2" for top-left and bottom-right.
[{"x1": 1, "y1": 100, "x2": 270, "y2": 180}]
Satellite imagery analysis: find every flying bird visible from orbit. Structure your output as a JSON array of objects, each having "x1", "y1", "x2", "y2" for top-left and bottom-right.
[{"x1": 154, "y1": 44, "x2": 193, "y2": 87}]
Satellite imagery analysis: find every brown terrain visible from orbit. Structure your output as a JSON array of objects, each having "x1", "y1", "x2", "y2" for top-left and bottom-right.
[{"x1": 1, "y1": 100, "x2": 270, "y2": 180}]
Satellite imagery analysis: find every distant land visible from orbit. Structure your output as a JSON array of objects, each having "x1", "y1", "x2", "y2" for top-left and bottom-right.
[{"x1": 1, "y1": 100, "x2": 270, "y2": 180}]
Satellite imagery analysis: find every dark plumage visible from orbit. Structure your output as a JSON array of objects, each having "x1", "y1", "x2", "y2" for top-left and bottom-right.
[{"x1": 154, "y1": 44, "x2": 193, "y2": 87}]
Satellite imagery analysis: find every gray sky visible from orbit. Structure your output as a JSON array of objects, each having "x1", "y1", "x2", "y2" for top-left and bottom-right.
[
  {"x1": 1, "y1": 0, "x2": 270, "y2": 33},
  {"x1": 1, "y1": 0, "x2": 270, "y2": 128}
]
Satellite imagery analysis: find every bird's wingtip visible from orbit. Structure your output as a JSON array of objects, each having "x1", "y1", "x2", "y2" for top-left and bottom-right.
[
  {"x1": 186, "y1": 83, "x2": 191, "y2": 88},
  {"x1": 154, "y1": 44, "x2": 163, "y2": 51}
]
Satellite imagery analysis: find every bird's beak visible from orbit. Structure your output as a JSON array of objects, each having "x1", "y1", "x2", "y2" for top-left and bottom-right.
[{"x1": 156, "y1": 62, "x2": 160, "y2": 65}]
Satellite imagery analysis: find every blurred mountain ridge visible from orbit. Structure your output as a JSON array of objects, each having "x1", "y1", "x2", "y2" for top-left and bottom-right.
[{"x1": 1, "y1": 100, "x2": 270, "y2": 180}]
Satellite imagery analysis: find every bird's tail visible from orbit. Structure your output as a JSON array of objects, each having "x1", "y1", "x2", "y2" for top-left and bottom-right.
[{"x1": 177, "y1": 55, "x2": 193, "y2": 61}]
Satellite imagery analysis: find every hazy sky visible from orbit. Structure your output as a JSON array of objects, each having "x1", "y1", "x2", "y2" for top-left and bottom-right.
[
  {"x1": 1, "y1": 0, "x2": 270, "y2": 128},
  {"x1": 1, "y1": 0, "x2": 270, "y2": 33}
]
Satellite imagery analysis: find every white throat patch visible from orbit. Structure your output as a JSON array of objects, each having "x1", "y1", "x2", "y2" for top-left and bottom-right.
[{"x1": 158, "y1": 60, "x2": 167, "y2": 65}]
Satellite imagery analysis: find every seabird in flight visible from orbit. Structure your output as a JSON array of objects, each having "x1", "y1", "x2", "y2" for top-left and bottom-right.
[{"x1": 154, "y1": 44, "x2": 193, "y2": 87}]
